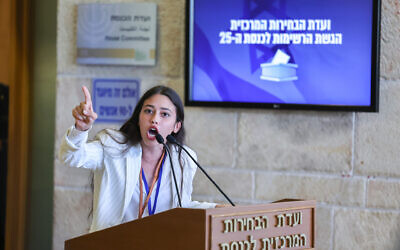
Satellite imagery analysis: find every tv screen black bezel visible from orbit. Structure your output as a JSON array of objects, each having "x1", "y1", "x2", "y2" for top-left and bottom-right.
[{"x1": 184, "y1": 0, "x2": 381, "y2": 112}]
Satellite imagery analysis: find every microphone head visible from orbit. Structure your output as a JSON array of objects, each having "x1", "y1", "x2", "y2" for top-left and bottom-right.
[
  {"x1": 166, "y1": 134, "x2": 177, "y2": 143},
  {"x1": 155, "y1": 134, "x2": 164, "y2": 144}
]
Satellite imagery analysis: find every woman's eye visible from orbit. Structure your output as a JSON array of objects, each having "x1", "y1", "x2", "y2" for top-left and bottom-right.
[
  {"x1": 144, "y1": 109, "x2": 153, "y2": 114},
  {"x1": 161, "y1": 112, "x2": 170, "y2": 117}
]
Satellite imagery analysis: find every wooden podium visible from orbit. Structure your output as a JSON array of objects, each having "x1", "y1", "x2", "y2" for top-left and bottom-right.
[{"x1": 65, "y1": 200, "x2": 315, "y2": 250}]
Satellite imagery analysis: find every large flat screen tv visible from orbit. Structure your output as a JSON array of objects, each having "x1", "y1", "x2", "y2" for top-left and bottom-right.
[{"x1": 185, "y1": 0, "x2": 380, "y2": 112}]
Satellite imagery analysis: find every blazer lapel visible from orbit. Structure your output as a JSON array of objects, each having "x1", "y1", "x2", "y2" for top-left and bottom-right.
[{"x1": 122, "y1": 145, "x2": 141, "y2": 216}]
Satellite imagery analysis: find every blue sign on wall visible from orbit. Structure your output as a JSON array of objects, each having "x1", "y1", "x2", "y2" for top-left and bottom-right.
[{"x1": 92, "y1": 78, "x2": 140, "y2": 123}]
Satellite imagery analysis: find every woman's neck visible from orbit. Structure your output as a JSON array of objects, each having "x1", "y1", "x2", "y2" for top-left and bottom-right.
[
  {"x1": 140, "y1": 143, "x2": 164, "y2": 183},
  {"x1": 141, "y1": 142, "x2": 163, "y2": 163}
]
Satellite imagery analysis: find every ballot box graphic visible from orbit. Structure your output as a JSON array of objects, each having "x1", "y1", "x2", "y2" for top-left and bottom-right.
[{"x1": 260, "y1": 49, "x2": 299, "y2": 82}]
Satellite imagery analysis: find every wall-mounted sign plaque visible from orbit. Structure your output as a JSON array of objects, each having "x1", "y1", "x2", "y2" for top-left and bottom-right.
[
  {"x1": 77, "y1": 3, "x2": 157, "y2": 65},
  {"x1": 92, "y1": 78, "x2": 140, "y2": 123}
]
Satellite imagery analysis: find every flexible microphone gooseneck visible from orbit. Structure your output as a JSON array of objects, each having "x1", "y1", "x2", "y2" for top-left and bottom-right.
[
  {"x1": 166, "y1": 135, "x2": 235, "y2": 206},
  {"x1": 155, "y1": 134, "x2": 182, "y2": 207}
]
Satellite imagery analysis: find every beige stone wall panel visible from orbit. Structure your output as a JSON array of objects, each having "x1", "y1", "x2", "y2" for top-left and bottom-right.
[
  {"x1": 334, "y1": 208, "x2": 400, "y2": 249},
  {"x1": 54, "y1": 159, "x2": 92, "y2": 188},
  {"x1": 255, "y1": 173, "x2": 365, "y2": 206},
  {"x1": 53, "y1": 188, "x2": 92, "y2": 250},
  {"x1": 185, "y1": 108, "x2": 237, "y2": 167},
  {"x1": 355, "y1": 81, "x2": 400, "y2": 177},
  {"x1": 238, "y1": 111, "x2": 352, "y2": 173},
  {"x1": 315, "y1": 206, "x2": 332, "y2": 250},
  {"x1": 192, "y1": 168, "x2": 252, "y2": 199},
  {"x1": 380, "y1": 0, "x2": 400, "y2": 79},
  {"x1": 155, "y1": 77, "x2": 185, "y2": 99},
  {"x1": 158, "y1": 0, "x2": 185, "y2": 77},
  {"x1": 367, "y1": 179, "x2": 400, "y2": 209}
]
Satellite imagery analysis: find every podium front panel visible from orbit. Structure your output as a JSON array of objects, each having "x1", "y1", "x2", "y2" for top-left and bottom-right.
[
  {"x1": 206, "y1": 200, "x2": 315, "y2": 250},
  {"x1": 65, "y1": 200, "x2": 315, "y2": 250}
]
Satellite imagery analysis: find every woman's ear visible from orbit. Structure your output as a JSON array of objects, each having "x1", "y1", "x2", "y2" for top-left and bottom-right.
[{"x1": 173, "y1": 121, "x2": 182, "y2": 133}]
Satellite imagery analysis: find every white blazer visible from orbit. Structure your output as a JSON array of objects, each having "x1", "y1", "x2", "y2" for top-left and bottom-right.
[{"x1": 59, "y1": 126, "x2": 216, "y2": 232}]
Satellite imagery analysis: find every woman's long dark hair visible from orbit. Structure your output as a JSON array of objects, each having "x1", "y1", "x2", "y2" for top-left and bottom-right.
[{"x1": 119, "y1": 85, "x2": 185, "y2": 146}]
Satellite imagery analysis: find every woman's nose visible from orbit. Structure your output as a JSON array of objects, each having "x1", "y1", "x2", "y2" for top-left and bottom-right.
[{"x1": 151, "y1": 114, "x2": 159, "y2": 124}]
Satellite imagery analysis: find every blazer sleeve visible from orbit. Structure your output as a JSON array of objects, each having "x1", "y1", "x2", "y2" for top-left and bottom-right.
[{"x1": 58, "y1": 126, "x2": 104, "y2": 170}]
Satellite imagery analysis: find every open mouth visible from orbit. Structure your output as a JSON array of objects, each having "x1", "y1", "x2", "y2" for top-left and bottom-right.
[{"x1": 147, "y1": 127, "x2": 158, "y2": 139}]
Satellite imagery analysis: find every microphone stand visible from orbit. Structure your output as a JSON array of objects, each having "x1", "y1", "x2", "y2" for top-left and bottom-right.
[
  {"x1": 155, "y1": 134, "x2": 182, "y2": 207},
  {"x1": 166, "y1": 135, "x2": 235, "y2": 206}
]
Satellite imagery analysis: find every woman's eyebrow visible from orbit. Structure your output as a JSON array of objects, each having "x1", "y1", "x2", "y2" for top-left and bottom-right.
[
  {"x1": 160, "y1": 107, "x2": 172, "y2": 112},
  {"x1": 144, "y1": 104, "x2": 172, "y2": 112}
]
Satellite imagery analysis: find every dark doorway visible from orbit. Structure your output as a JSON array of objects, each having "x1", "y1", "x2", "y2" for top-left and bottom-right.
[{"x1": 0, "y1": 83, "x2": 8, "y2": 250}]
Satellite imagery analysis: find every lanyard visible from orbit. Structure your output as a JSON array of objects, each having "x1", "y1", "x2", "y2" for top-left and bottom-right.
[
  {"x1": 138, "y1": 151, "x2": 166, "y2": 218},
  {"x1": 142, "y1": 158, "x2": 164, "y2": 215}
]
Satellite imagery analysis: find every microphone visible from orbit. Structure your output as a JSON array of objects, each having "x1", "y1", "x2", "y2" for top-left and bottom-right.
[
  {"x1": 155, "y1": 133, "x2": 182, "y2": 207},
  {"x1": 166, "y1": 135, "x2": 235, "y2": 206}
]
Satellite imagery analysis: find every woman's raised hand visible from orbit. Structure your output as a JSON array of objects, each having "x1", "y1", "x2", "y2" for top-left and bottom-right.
[{"x1": 72, "y1": 86, "x2": 98, "y2": 131}]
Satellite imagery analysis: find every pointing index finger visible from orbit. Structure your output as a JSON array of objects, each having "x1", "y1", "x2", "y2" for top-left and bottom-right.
[{"x1": 82, "y1": 86, "x2": 92, "y2": 105}]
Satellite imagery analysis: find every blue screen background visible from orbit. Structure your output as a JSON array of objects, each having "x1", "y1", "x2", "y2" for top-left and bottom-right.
[{"x1": 190, "y1": 0, "x2": 373, "y2": 106}]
